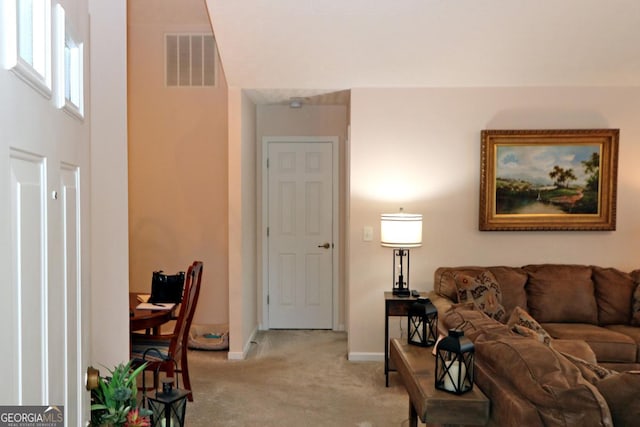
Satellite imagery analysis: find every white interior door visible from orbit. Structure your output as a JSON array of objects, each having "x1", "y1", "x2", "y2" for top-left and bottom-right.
[
  {"x1": 267, "y1": 140, "x2": 335, "y2": 329},
  {"x1": 1, "y1": 25, "x2": 88, "y2": 427}
]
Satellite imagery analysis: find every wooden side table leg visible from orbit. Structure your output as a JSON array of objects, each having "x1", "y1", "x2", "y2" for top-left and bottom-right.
[
  {"x1": 385, "y1": 306, "x2": 390, "y2": 387},
  {"x1": 409, "y1": 400, "x2": 418, "y2": 427}
]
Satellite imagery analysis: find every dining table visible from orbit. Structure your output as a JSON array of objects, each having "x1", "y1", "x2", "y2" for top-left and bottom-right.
[{"x1": 129, "y1": 292, "x2": 176, "y2": 334}]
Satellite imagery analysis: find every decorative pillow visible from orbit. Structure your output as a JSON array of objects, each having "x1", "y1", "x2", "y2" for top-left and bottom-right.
[
  {"x1": 512, "y1": 324, "x2": 543, "y2": 341},
  {"x1": 454, "y1": 270, "x2": 506, "y2": 322},
  {"x1": 507, "y1": 306, "x2": 552, "y2": 346},
  {"x1": 632, "y1": 283, "x2": 640, "y2": 326},
  {"x1": 559, "y1": 351, "x2": 617, "y2": 385}
]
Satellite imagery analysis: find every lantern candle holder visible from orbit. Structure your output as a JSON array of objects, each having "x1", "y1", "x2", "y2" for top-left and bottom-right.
[
  {"x1": 147, "y1": 378, "x2": 190, "y2": 427},
  {"x1": 434, "y1": 329, "x2": 475, "y2": 395},
  {"x1": 407, "y1": 297, "x2": 438, "y2": 347}
]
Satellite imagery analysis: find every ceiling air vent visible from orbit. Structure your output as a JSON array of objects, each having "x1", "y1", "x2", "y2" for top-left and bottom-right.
[{"x1": 165, "y1": 33, "x2": 216, "y2": 87}]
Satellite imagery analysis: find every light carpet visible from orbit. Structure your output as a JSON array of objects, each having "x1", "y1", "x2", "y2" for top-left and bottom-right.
[{"x1": 184, "y1": 329, "x2": 414, "y2": 427}]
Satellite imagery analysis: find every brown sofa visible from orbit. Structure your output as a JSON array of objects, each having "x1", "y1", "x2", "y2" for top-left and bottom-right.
[
  {"x1": 431, "y1": 264, "x2": 640, "y2": 370},
  {"x1": 429, "y1": 264, "x2": 640, "y2": 426}
]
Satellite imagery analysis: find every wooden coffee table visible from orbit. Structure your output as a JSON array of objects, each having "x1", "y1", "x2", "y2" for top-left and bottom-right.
[{"x1": 390, "y1": 338, "x2": 490, "y2": 427}]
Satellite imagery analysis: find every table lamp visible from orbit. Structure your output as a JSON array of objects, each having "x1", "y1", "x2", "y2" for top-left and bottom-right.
[{"x1": 381, "y1": 209, "x2": 422, "y2": 297}]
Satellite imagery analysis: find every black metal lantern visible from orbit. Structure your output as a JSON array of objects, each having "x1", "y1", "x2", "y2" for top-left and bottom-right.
[
  {"x1": 434, "y1": 329, "x2": 474, "y2": 395},
  {"x1": 147, "y1": 378, "x2": 189, "y2": 427},
  {"x1": 407, "y1": 297, "x2": 438, "y2": 347}
]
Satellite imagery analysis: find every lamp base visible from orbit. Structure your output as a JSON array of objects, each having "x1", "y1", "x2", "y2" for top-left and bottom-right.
[{"x1": 393, "y1": 288, "x2": 411, "y2": 297}]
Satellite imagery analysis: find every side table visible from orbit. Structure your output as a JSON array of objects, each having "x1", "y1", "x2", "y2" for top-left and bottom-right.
[
  {"x1": 390, "y1": 338, "x2": 490, "y2": 427},
  {"x1": 384, "y1": 291, "x2": 424, "y2": 386}
]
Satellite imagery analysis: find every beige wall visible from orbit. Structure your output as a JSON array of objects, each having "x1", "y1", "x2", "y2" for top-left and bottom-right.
[
  {"x1": 227, "y1": 89, "x2": 258, "y2": 358},
  {"x1": 127, "y1": 0, "x2": 229, "y2": 325},
  {"x1": 240, "y1": 91, "x2": 258, "y2": 350},
  {"x1": 256, "y1": 104, "x2": 349, "y2": 329},
  {"x1": 348, "y1": 86, "x2": 640, "y2": 358}
]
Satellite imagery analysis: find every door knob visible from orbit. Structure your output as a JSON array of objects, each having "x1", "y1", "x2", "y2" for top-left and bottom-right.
[
  {"x1": 318, "y1": 242, "x2": 331, "y2": 249},
  {"x1": 86, "y1": 366, "x2": 100, "y2": 390}
]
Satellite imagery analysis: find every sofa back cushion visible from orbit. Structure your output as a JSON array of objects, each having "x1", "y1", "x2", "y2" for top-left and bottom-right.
[
  {"x1": 434, "y1": 266, "x2": 527, "y2": 320},
  {"x1": 632, "y1": 284, "x2": 640, "y2": 326},
  {"x1": 523, "y1": 264, "x2": 598, "y2": 324},
  {"x1": 592, "y1": 266, "x2": 635, "y2": 325}
]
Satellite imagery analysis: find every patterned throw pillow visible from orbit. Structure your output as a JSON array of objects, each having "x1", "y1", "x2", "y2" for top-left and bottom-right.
[
  {"x1": 507, "y1": 306, "x2": 552, "y2": 346},
  {"x1": 632, "y1": 283, "x2": 640, "y2": 326},
  {"x1": 454, "y1": 270, "x2": 506, "y2": 321}
]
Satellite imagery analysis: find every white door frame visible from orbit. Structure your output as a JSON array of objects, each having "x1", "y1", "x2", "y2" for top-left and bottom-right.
[{"x1": 261, "y1": 136, "x2": 340, "y2": 330}]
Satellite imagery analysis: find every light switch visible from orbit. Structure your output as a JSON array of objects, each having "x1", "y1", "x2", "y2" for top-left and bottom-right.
[{"x1": 363, "y1": 226, "x2": 373, "y2": 241}]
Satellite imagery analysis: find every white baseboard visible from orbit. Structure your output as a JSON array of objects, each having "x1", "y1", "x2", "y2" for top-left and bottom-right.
[
  {"x1": 227, "y1": 351, "x2": 244, "y2": 360},
  {"x1": 348, "y1": 352, "x2": 383, "y2": 362},
  {"x1": 227, "y1": 326, "x2": 258, "y2": 360}
]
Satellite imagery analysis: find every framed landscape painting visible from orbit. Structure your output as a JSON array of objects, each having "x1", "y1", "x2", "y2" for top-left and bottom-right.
[{"x1": 479, "y1": 129, "x2": 619, "y2": 231}]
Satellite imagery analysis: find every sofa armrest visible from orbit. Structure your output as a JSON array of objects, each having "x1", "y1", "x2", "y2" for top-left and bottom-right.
[
  {"x1": 428, "y1": 290, "x2": 457, "y2": 336},
  {"x1": 427, "y1": 290, "x2": 454, "y2": 313}
]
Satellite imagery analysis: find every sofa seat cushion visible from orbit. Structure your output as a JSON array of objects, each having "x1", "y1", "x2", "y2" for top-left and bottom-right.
[
  {"x1": 592, "y1": 266, "x2": 635, "y2": 325},
  {"x1": 474, "y1": 331, "x2": 613, "y2": 427},
  {"x1": 523, "y1": 264, "x2": 598, "y2": 324},
  {"x1": 434, "y1": 266, "x2": 528, "y2": 320},
  {"x1": 542, "y1": 323, "x2": 637, "y2": 364},
  {"x1": 603, "y1": 324, "x2": 640, "y2": 363}
]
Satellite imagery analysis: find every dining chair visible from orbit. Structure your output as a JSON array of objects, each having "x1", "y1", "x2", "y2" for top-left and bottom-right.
[{"x1": 131, "y1": 260, "x2": 203, "y2": 401}]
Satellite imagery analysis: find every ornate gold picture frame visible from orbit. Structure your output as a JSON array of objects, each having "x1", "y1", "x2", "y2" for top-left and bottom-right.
[{"x1": 479, "y1": 129, "x2": 619, "y2": 231}]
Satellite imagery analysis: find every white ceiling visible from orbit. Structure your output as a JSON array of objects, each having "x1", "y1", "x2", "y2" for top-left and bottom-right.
[{"x1": 205, "y1": 0, "x2": 640, "y2": 104}]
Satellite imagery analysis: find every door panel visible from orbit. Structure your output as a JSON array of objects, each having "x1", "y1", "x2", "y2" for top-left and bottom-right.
[
  {"x1": 9, "y1": 150, "x2": 47, "y2": 404},
  {"x1": 61, "y1": 164, "x2": 82, "y2": 425},
  {"x1": 268, "y1": 141, "x2": 333, "y2": 329}
]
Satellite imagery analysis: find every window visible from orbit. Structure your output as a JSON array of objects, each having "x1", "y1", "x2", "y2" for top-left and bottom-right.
[
  {"x1": 165, "y1": 33, "x2": 216, "y2": 87},
  {"x1": 64, "y1": 34, "x2": 83, "y2": 113},
  {"x1": 2, "y1": 0, "x2": 52, "y2": 96},
  {"x1": 54, "y1": 3, "x2": 83, "y2": 118}
]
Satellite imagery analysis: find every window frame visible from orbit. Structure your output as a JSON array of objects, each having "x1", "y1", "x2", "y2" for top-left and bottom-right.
[
  {"x1": 2, "y1": 0, "x2": 53, "y2": 98},
  {"x1": 54, "y1": 3, "x2": 83, "y2": 119}
]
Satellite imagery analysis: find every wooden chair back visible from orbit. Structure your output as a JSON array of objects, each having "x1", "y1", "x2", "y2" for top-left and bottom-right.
[{"x1": 171, "y1": 260, "x2": 203, "y2": 361}]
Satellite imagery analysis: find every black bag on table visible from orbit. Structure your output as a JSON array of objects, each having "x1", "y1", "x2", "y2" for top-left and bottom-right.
[{"x1": 149, "y1": 270, "x2": 185, "y2": 303}]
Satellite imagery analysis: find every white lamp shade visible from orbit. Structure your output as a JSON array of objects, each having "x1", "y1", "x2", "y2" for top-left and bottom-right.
[{"x1": 380, "y1": 212, "x2": 423, "y2": 248}]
